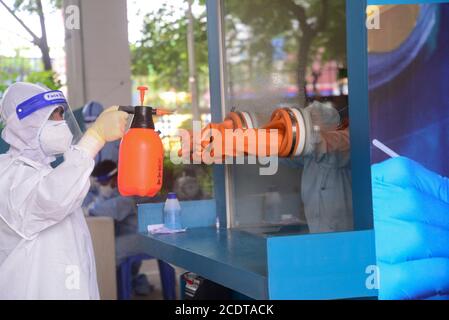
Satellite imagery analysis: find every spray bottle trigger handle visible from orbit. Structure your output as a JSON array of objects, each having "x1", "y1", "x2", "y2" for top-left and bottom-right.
[{"x1": 118, "y1": 106, "x2": 136, "y2": 114}]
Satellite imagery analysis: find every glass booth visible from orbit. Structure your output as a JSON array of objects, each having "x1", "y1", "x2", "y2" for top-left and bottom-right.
[{"x1": 137, "y1": 0, "x2": 383, "y2": 300}]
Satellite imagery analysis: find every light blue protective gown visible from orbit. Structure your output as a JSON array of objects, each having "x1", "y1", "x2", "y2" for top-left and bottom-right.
[
  {"x1": 94, "y1": 140, "x2": 120, "y2": 165},
  {"x1": 282, "y1": 127, "x2": 353, "y2": 233},
  {"x1": 84, "y1": 189, "x2": 142, "y2": 264}
]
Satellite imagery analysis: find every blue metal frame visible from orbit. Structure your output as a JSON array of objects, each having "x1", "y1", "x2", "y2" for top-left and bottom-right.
[
  {"x1": 267, "y1": 230, "x2": 377, "y2": 299},
  {"x1": 138, "y1": 0, "x2": 449, "y2": 300},
  {"x1": 138, "y1": 227, "x2": 268, "y2": 299},
  {"x1": 368, "y1": 0, "x2": 447, "y2": 3},
  {"x1": 206, "y1": 0, "x2": 376, "y2": 231},
  {"x1": 206, "y1": 0, "x2": 228, "y2": 229},
  {"x1": 347, "y1": 0, "x2": 373, "y2": 230},
  {"x1": 203, "y1": 0, "x2": 379, "y2": 299}
]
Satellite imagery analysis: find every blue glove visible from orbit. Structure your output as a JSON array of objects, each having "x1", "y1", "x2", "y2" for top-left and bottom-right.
[{"x1": 372, "y1": 157, "x2": 449, "y2": 300}]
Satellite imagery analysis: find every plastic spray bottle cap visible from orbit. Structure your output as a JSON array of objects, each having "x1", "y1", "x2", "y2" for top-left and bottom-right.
[
  {"x1": 167, "y1": 192, "x2": 177, "y2": 199},
  {"x1": 137, "y1": 86, "x2": 148, "y2": 106}
]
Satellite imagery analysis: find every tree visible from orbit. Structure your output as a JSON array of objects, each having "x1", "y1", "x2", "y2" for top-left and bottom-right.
[
  {"x1": 25, "y1": 70, "x2": 61, "y2": 89},
  {"x1": 0, "y1": 0, "x2": 62, "y2": 71},
  {"x1": 131, "y1": 1, "x2": 209, "y2": 95},
  {"x1": 225, "y1": 0, "x2": 346, "y2": 106}
]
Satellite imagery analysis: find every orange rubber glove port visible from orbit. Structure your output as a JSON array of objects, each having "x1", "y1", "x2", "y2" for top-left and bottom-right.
[{"x1": 178, "y1": 109, "x2": 299, "y2": 162}]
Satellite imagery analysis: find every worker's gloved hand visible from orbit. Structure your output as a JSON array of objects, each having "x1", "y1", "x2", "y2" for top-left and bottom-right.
[
  {"x1": 178, "y1": 108, "x2": 301, "y2": 164},
  {"x1": 178, "y1": 120, "x2": 235, "y2": 162},
  {"x1": 372, "y1": 157, "x2": 449, "y2": 300},
  {"x1": 198, "y1": 121, "x2": 236, "y2": 160},
  {"x1": 87, "y1": 106, "x2": 129, "y2": 143},
  {"x1": 78, "y1": 106, "x2": 129, "y2": 158}
]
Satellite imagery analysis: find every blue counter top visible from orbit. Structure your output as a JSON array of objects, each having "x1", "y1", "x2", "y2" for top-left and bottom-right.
[
  {"x1": 137, "y1": 200, "x2": 377, "y2": 300},
  {"x1": 138, "y1": 227, "x2": 268, "y2": 299}
]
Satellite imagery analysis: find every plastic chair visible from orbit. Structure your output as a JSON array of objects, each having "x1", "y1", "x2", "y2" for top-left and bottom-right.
[{"x1": 117, "y1": 253, "x2": 176, "y2": 300}]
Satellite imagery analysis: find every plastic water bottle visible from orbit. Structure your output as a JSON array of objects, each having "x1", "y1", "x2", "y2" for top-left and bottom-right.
[{"x1": 164, "y1": 192, "x2": 182, "y2": 230}]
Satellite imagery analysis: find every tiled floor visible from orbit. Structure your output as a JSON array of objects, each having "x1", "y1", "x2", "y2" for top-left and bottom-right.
[{"x1": 132, "y1": 260, "x2": 186, "y2": 300}]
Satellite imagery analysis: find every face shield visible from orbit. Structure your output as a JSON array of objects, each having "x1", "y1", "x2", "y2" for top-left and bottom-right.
[{"x1": 16, "y1": 90, "x2": 83, "y2": 145}]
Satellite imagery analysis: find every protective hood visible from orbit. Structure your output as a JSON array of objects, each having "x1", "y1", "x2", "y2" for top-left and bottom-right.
[{"x1": 1, "y1": 82, "x2": 64, "y2": 165}]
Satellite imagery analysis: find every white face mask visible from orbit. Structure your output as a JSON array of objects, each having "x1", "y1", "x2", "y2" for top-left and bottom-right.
[
  {"x1": 39, "y1": 120, "x2": 73, "y2": 156},
  {"x1": 99, "y1": 184, "x2": 115, "y2": 198}
]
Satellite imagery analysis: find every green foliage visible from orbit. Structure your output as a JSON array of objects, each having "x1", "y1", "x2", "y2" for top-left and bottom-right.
[
  {"x1": 224, "y1": 0, "x2": 347, "y2": 81},
  {"x1": 0, "y1": 54, "x2": 36, "y2": 93},
  {"x1": 13, "y1": 0, "x2": 36, "y2": 11},
  {"x1": 131, "y1": 2, "x2": 209, "y2": 93},
  {"x1": 12, "y1": 0, "x2": 62, "y2": 11},
  {"x1": 25, "y1": 70, "x2": 61, "y2": 90},
  {"x1": 0, "y1": 71, "x2": 18, "y2": 93},
  {"x1": 197, "y1": 165, "x2": 214, "y2": 198}
]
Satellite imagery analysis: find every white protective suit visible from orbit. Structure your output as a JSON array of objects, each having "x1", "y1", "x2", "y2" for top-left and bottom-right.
[{"x1": 0, "y1": 83, "x2": 99, "y2": 299}]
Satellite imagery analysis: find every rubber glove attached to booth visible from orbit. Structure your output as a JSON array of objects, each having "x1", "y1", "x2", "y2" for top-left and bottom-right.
[{"x1": 180, "y1": 107, "x2": 312, "y2": 162}]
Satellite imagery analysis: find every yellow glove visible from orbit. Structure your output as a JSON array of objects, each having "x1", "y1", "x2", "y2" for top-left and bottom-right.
[{"x1": 77, "y1": 106, "x2": 129, "y2": 158}]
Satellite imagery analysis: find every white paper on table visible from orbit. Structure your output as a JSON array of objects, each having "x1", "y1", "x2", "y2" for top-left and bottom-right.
[{"x1": 147, "y1": 224, "x2": 187, "y2": 235}]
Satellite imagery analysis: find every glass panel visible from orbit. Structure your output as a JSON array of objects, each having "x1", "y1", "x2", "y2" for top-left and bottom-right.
[
  {"x1": 369, "y1": 3, "x2": 449, "y2": 173},
  {"x1": 222, "y1": 0, "x2": 352, "y2": 235}
]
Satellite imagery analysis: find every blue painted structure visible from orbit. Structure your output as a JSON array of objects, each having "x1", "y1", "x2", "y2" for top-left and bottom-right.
[
  {"x1": 267, "y1": 230, "x2": 376, "y2": 299},
  {"x1": 137, "y1": 200, "x2": 376, "y2": 299},
  {"x1": 135, "y1": 0, "x2": 380, "y2": 300},
  {"x1": 206, "y1": 0, "x2": 228, "y2": 229},
  {"x1": 368, "y1": 0, "x2": 445, "y2": 3},
  {"x1": 136, "y1": 0, "x2": 449, "y2": 299}
]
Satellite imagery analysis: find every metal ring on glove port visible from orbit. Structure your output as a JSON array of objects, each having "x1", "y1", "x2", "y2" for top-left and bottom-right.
[
  {"x1": 286, "y1": 107, "x2": 306, "y2": 157},
  {"x1": 284, "y1": 108, "x2": 298, "y2": 158},
  {"x1": 237, "y1": 111, "x2": 254, "y2": 129}
]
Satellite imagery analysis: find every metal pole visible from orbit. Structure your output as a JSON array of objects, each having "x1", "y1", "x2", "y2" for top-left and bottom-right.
[{"x1": 187, "y1": 0, "x2": 200, "y2": 121}]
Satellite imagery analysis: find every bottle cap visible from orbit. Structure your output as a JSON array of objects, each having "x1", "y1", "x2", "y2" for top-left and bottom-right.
[{"x1": 167, "y1": 192, "x2": 177, "y2": 199}]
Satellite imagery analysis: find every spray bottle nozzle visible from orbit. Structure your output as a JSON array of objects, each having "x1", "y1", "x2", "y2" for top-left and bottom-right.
[
  {"x1": 117, "y1": 87, "x2": 173, "y2": 129},
  {"x1": 137, "y1": 86, "x2": 148, "y2": 106},
  {"x1": 155, "y1": 109, "x2": 173, "y2": 116}
]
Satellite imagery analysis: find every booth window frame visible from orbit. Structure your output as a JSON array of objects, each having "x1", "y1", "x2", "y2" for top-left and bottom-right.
[{"x1": 206, "y1": 0, "x2": 374, "y2": 231}]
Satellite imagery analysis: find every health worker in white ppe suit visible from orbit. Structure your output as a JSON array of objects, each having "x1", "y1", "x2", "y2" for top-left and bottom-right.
[{"x1": 0, "y1": 82, "x2": 129, "y2": 299}]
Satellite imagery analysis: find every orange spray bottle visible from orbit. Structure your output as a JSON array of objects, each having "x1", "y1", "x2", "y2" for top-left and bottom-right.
[{"x1": 118, "y1": 86, "x2": 170, "y2": 197}]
